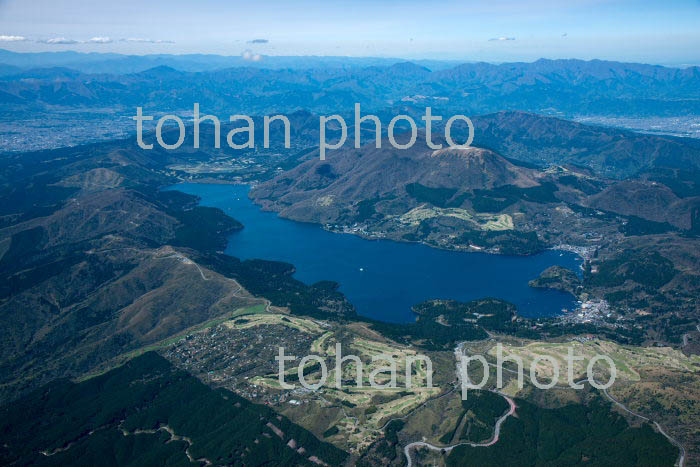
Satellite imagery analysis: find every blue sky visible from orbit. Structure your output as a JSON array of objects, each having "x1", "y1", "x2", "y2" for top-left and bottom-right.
[{"x1": 1, "y1": 0, "x2": 699, "y2": 64}]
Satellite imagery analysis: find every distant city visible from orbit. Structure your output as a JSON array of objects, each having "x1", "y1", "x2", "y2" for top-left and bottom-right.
[{"x1": 2, "y1": 110, "x2": 700, "y2": 153}]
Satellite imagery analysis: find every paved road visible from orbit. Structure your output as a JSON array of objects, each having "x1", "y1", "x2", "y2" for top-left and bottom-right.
[
  {"x1": 602, "y1": 387, "x2": 685, "y2": 467},
  {"x1": 403, "y1": 391, "x2": 516, "y2": 467},
  {"x1": 402, "y1": 340, "x2": 688, "y2": 467},
  {"x1": 159, "y1": 248, "x2": 691, "y2": 467}
]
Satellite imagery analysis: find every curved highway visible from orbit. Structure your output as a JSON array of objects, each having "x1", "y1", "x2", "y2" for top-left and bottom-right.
[{"x1": 403, "y1": 391, "x2": 516, "y2": 467}]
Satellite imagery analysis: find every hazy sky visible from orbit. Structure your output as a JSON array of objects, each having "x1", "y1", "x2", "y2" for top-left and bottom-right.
[{"x1": 1, "y1": 0, "x2": 699, "y2": 65}]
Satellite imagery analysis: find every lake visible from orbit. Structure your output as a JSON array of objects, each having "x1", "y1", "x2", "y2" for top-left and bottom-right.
[{"x1": 169, "y1": 183, "x2": 582, "y2": 323}]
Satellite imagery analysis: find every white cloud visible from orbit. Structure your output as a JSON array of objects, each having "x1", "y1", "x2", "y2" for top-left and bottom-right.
[
  {"x1": 88, "y1": 36, "x2": 112, "y2": 44},
  {"x1": 38, "y1": 37, "x2": 80, "y2": 44},
  {"x1": 0, "y1": 35, "x2": 26, "y2": 42},
  {"x1": 489, "y1": 36, "x2": 516, "y2": 41},
  {"x1": 241, "y1": 49, "x2": 263, "y2": 62},
  {"x1": 26, "y1": 36, "x2": 174, "y2": 45},
  {"x1": 121, "y1": 38, "x2": 175, "y2": 44}
]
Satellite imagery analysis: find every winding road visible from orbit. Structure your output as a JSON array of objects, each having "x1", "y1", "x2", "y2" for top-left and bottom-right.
[
  {"x1": 92, "y1": 246, "x2": 275, "y2": 313},
  {"x1": 120, "y1": 424, "x2": 213, "y2": 466},
  {"x1": 157, "y1": 250, "x2": 275, "y2": 312},
  {"x1": 174, "y1": 254, "x2": 693, "y2": 467},
  {"x1": 42, "y1": 422, "x2": 213, "y2": 466},
  {"x1": 402, "y1": 391, "x2": 516, "y2": 467},
  {"x1": 99, "y1": 247, "x2": 692, "y2": 467},
  {"x1": 601, "y1": 387, "x2": 686, "y2": 467},
  {"x1": 401, "y1": 340, "x2": 688, "y2": 467}
]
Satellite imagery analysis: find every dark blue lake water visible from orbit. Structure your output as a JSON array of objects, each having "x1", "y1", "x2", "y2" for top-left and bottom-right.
[{"x1": 169, "y1": 183, "x2": 582, "y2": 323}]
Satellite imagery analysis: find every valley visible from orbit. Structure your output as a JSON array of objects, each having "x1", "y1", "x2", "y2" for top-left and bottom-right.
[
  {"x1": 0, "y1": 104, "x2": 698, "y2": 465},
  {"x1": 3, "y1": 0, "x2": 700, "y2": 462}
]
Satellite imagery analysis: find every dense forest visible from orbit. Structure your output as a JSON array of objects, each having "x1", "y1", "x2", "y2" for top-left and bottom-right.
[
  {"x1": 439, "y1": 390, "x2": 510, "y2": 444},
  {"x1": 0, "y1": 352, "x2": 348, "y2": 466},
  {"x1": 446, "y1": 397, "x2": 677, "y2": 466},
  {"x1": 366, "y1": 298, "x2": 646, "y2": 349}
]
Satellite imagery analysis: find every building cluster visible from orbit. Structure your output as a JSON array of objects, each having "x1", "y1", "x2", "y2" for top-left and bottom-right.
[{"x1": 163, "y1": 321, "x2": 314, "y2": 405}]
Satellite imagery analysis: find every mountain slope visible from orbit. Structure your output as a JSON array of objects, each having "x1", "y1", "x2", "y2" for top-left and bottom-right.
[
  {"x1": 251, "y1": 135, "x2": 542, "y2": 224},
  {"x1": 0, "y1": 136, "x2": 354, "y2": 403},
  {"x1": 471, "y1": 111, "x2": 700, "y2": 178},
  {"x1": 0, "y1": 351, "x2": 348, "y2": 466},
  {"x1": 585, "y1": 180, "x2": 700, "y2": 230}
]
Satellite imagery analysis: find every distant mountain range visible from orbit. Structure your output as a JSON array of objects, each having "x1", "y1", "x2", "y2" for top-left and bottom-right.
[
  {"x1": 0, "y1": 48, "x2": 460, "y2": 73},
  {"x1": 1, "y1": 52, "x2": 699, "y2": 117}
]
